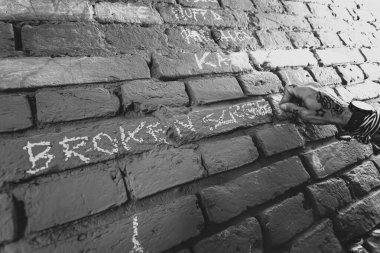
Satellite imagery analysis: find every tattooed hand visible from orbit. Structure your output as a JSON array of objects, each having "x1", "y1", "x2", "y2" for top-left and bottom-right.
[{"x1": 279, "y1": 83, "x2": 352, "y2": 127}]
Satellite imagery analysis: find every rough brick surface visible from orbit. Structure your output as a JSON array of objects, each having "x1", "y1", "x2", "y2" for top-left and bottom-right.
[
  {"x1": 278, "y1": 69, "x2": 315, "y2": 86},
  {"x1": 237, "y1": 71, "x2": 283, "y2": 96},
  {"x1": 308, "y1": 67, "x2": 342, "y2": 86},
  {"x1": 341, "y1": 161, "x2": 380, "y2": 198},
  {"x1": 200, "y1": 157, "x2": 310, "y2": 223},
  {"x1": 0, "y1": 95, "x2": 33, "y2": 133},
  {"x1": 253, "y1": 124, "x2": 305, "y2": 156},
  {"x1": 306, "y1": 178, "x2": 352, "y2": 216},
  {"x1": 360, "y1": 63, "x2": 380, "y2": 80},
  {"x1": 307, "y1": 17, "x2": 350, "y2": 31},
  {"x1": 300, "y1": 141, "x2": 372, "y2": 179},
  {"x1": 221, "y1": 0, "x2": 254, "y2": 10},
  {"x1": 283, "y1": 1, "x2": 311, "y2": 16},
  {"x1": 259, "y1": 194, "x2": 314, "y2": 245},
  {"x1": 252, "y1": 0, "x2": 285, "y2": 13},
  {"x1": 289, "y1": 219, "x2": 343, "y2": 253},
  {"x1": 338, "y1": 31, "x2": 374, "y2": 48},
  {"x1": 0, "y1": 0, "x2": 93, "y2": 21},
  {"x1": 287, "y1": 31, "x2": 321, "y2": 49},
  {"x1": 361, "y1": 47, "x2": 380, "y2": 63},
  {"x1": 193, "y1": 218, "x2": 263, "y2": 253},
  {"x1": 336, "y1": 65, "x2": 365, "y2": 84},
  {"x1": 152, "y1": 51, "x2": 253, "y2": 80},
  {"x1": 316, "y1": 48, "x2": 365, "y2": 65},
  {"x1": 335, "y1": 190, "x2": 380, "y2": 241},
  {"x1": 121, "y1": 80, "x2": 188, "y2": 112},
  {"x1": 316, "y1": 31, "x2": 344, "y2": 48},
  {"x1": 179, "y1": 0, "x2": 220, "y2": 8},
  {"x1": 297, "y1": 124, "x2": 337, "y2": 141},
  {"x1": 0, "y1": 56, "x2": 150, "y2": 90},
  {"x1": 257, "y1": 30, "x2": 293, "y2": 50},
  {"x1": 308, "y1": 3, "x2": 334, "y2": 18},
  {"x1": 199, "y1": 136, "x2": 259, "y2": 175},
  {"x1": 167, "y1": 27, "x2": 217, "y2": 52},
  {"x1": 186, "y1": 77, "x2": 244, "y2": 105},
  {"x1": 216, "y1": 29, "x2": 259, "y2": 51},
  {"x1": 124, "y1": 147, "x2": 205, "y2": 199},
  {"x1": 36, "y1": 87, "x2": 120, "y2": 123},
  {"x1": 254, "y1": 14, "x2": 311, "y2": 30},
  {"x1": 0, "y1": 194, "x2": 16, "y2": 243},
  {"x1": 0, "y1": 22, "x2": 14, "y2": 57},
  {"x1": 336, "y1": 81, "x2": 380, "y2": 101},
  {"x1": 13, "y1": 163, "x2": 127, "y2": 233}
]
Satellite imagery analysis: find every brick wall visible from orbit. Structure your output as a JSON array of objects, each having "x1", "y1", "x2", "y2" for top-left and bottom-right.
[{"x1": 0, "y1": 0, "x2": 380, "y2": 252}]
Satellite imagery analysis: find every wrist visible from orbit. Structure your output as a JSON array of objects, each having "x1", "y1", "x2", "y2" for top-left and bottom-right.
[{"x1": 335, "y1": 106, "x2": 353, "y2": 128}]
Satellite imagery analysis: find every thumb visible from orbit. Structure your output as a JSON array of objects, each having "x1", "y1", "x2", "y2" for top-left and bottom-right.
[{"x1": 280, "y1": 102, "x2": 308, "y2": 116}]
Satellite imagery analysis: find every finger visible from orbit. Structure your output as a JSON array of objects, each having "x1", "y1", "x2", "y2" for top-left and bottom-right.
[
  {"x1": 280, "y1": 102, "x2": 308, "y2": 116},
  {"x1": 279, "y1": 85, "x2": 298, "y2": 105}
]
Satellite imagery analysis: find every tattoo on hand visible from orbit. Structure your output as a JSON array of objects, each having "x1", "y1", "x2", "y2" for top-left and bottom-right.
[
  {"x1": 316, "y1": 92, "x2": 344, "y2": 117},
  {"x1": 316, "y1": 108, "x2": 326, "y2": 117}
]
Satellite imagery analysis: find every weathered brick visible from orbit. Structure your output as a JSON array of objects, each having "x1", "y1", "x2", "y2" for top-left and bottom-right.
[
  {"x1": 186, "y1": 76, "x2": 244, "y2": 105},
  {"x1": 0, "y1": 194, "x2": 16, "y2": 243},
  {"x1": 351, "y1": 8, "x2": 376, "y2": 22},
  {"x1": 193, "y1": 218, "x2": 263, "y2": 253},
  {"x1": 338, "y1": 31, "x2": 374, "y2": 48},
  {"x1": 176, "y1": 250, "x2": 191, "y2": 253},
  {"x1": 297, "y1": 124, "x2": 337, "y2": 141},
  {"x1": 316, "y1": 31, "x2": 343, "y2": 48},
  {"x1": 253, "y1": 124, "x2": 305, "y2": 156},
  {"x1": 199, "y1": 136, "x2": 259, "y2": 175},
  {"x1": 0, "y1": 117, "x2": 168, "y2": 184},
  {"x1": 167, "y1": 27, "x2": 217, "y2": 52},
  {"x1": 237, "y1": 71, "x2": 283, "y2": 96},
  {"x1": 250, "y1": 49, "x2": 318, "y2": 69},
  {"x1": 300, "y1": 140, "x2": 372, "y2": 179},
  {"x1": 0, "y1": 95, "x2": 33, "y2": 133},
  {"x1": 331, "y1": 0, "x2": 356, "y2": 8},
  {"x1": 0, "y1": 0, "x2": 93, "y2": 21},
  {"x1": 252, "y1": 0, "x2": 285, "y2": 13},
  {"x1": 330, "y1": 6, "x2": 353, "y2": 20},
  {"x1": 308, "y1": 3, "x2": 334, "y2": 18},
  {"x1": 289, "y1": 219, "x2": 343, "y2": 253},
  {"x1": 308, "y1": 67, "x2": 342, "y2": 86},
  {"x1": 178, "y1": 0, "x2": 220, "y2": 8},
  {"x1": 287, "y1": 31, "x2": 321, "y2": 49},
  {"x1": 254, "y1": 13, "x2": 311, "y2": 30},
  {"x1": 360, "y1": 63, "x2": 380, "y2": 80},
  {"x1": 257, "y1": 30, "x2": 293, "y2": 50},
  {"x1": 347, "y1": 20, "x2": 376, "y2": 34},
  {"x1": 336, "y1": 65, "x2": 365, "y2": 84},
  {"x1": 259, "y1": 194, "x2": 314, "y2": 246},
  {"x1": 152, "y1": 51, "x2": 253, "y2": 80},
  {"x1": 341, "y1": 161, "x2": 380, "y2": 198},
  {"x1": 361, "y1": 47, "x2": 380, "y2": 63},
  {"x1": 95, "y1": 2, "x2": 162, "y2": 24},
  {"x1": 36, "y1": 87, "x2": 120, "y2": 123},
  {"x1": 335, "y1": 81, "x2": 380, "y2": 101},
  {"x1": 124, "y1": 147, "x2": 205, "y2": 199},
  {"x1": 169, "y1": 99, "x2": 272, "y2": 144},
  {"x1": 307, "y1": 17, "x2": 350, "y2": 31},
  {"x1": 316, "y1": 48, "x2": 365, "y2": 66},
  {"x1": 0, "y1": 22, "x2": 14, "y2": 57},
  {"x1": 200, "y1": 156, "x2": 310, "y2": 223},
  {"x1": 283, "y1": 1, "x2": 311, "y2": 16},
  {"x1": 335, "y1": 189, "x2": 380, "y2": 241},
  {"x1": 278, "y1": 69, "x2": 315, "y2": 86},
  {"x1": 306, "y1": 178, "x2": 352, "y2": 216},
  {"x1": 220, "y1": 0, "x2": 254, "y2": 10},
  {"x1": 13, "y1": 163, "x2": 127, "y2": 233},
  {"x1": 121, "y1": 80, "x2": 188, "y2": 113},
  {"x1": 0, "y1": 56, "x2": 150, "y2": 91},
  {"x1": 268, "y1": 94, "x2": 293, "y2": 121},
  {"x1": 215, "y1": 29, "x2": 259, "y2": 51}
]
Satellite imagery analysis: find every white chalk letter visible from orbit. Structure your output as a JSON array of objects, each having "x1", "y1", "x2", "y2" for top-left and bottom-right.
[
  {"x1": 59, "y1": 136, "x2": 90, "y2": 164},
  {"x1": 23, "y1": 141, "x2": 55, "y2": 174},
  {"x1": 92, "y1": 133, "x2": 118, "y2": 155}
]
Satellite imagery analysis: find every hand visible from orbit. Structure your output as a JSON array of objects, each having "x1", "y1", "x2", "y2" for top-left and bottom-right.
[{"x1": 279, "y1": 83, "x2": 352, "y2": 127}]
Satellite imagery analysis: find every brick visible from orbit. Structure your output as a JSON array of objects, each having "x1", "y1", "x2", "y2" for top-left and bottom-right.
[
  {"x1": 152, "y1": 51, "x2": 253, "y2": 80},
  {"x1": 289, "y1": 219, "x2": 343, "y2": 253},
  {"x1": 257, "y1": 30, "x2": 293, "y2": 50},
  {"x1": 124, "y1": 147, "x2": 205, "y2": 199},
  {"x1": 176, "y1": 250, "x2": 191, "y2": 253},
  {"x1": 287, "y1": 31, "x2": 321, "y2": 49},
  {"x1": 22, "y1": 23, "x2": 113, "y2": 57},
  {"x1": 361, "y1": 47, "x2": 380, "y2": 63},
  {"x1": 360, "y1": 63, "x2": 380, "y2": 80},
  {"x1": 335, "y1": 190, "x2": 380, "y2": 241},
  {"x1": 316, "y1": 31, "x2": 343, "y2": 48},
  {"x1": 306, "y1": 178, "x2": 352, "y2": 216},
  {"x1": 308, "y1": 3, "x2": 334, "y2": 18},
  {"x1": 186, "y1": 76, "x2": 244, "y2": 105},
  {"x1": 278, "y1": 69, "x2": 315, "y2": 86},
  {"x1": 216, "y1": 29, "x2": 259, "y2": 51},
  {"x1": 307, "y1": 17, "x2": 350, "y2": 31},
  {"x1": 300, "y1": 140, "x2": 372, "y2": 179},
  {"x1": 220, "y1": 0, "x2": 254, "y2": 10},
  {"x1": 331, "y1": 0, "x2": 356, "y2": 8},
  {"x1": 341, "y1": 161, "x2": 380, "y2": 198},
  {"x1": 0, "y1": 0, "x2": 93, "y2": 21},
  {"x1": 338, "y1": 31, "x2": 374, "y2": 48},
  {"x1": 297, "y1": 124, "x2": 337, "y2": 141},
  {"x1": 121, "y1": 80, "x2": 188, "y2": 113},
  {"x1": 193, "y1": 218, "x2": 263, "y2": 253},
  {"x1": 0, "y1": 22, "x2": 14, "y2": 57},
  {"x1": 254, "y1": 13, "x2": 311, "y2": 30},
  {"x1": 252, "y1": 0, "x2": 285, "y2": 13},
  {"x1": 167, "y1": 27, "x2": 217, "y2": 52},
  {"x1": 283, "y1": 1, "x2": 311, "y2": 16},
  {"x1": 316, "y1": 48, "x2": 365, "y2": 66},
  {"x1": 170, "y1": 99, "x2": 272, "y2": 144},
  {"x1": 199, "y1": 136, "x2": 259, "y2": 175},
  {"x1": 200, "y1": 156, "x2": 310, "y2": 223},
  {"x1": 0, "y1": 117, "x2": 168, "y2": 184},
  {"x1": 268, "y1": 94, "x2": 293, "y2": 121},
  {"x1": 0, "y1": 194, "x2": 16, "y2": 243},
  {"x1": 336, "y1": 81, "x2": 380, "y2": 101},
  {"x1": 250, "y1": 49, "x2": 318, "y2": 69},
  {"x1": 178, "y1": 0, "x2": 220, "y2": 8},
  {"x1": 36, "y1": 87, "x2": 120, "y2": 123},
  {"x1": 352, "y1": 9, "x2": 376, "y2": 22},
  {"x1": 95, "y1": 2, "x2": 162, "y2": 24},
  {"x1": 0, "y1": 56, "x2": 150, "y2": 91},
  {"x1": 13, "y1": 163, "x2": 127, "y2": 232},
  {"x1": 308, "y1": 67, "x2": 342, "y2": 86},
  {"x1": 237, "y1": 71, "x2": 283, "y2": 96},
  {"x1": 0, "y1": 95, "x2": 32, "y2": 133},
  {"x1": 253, "y1": 124, "x2": 305, "y2": 156},
  {"x1": 347, "y1": 21, "x2": 377, "y2": 34},
  {"x1": 330, "y1": 6, "x2": 354, "y2": 20},
  {"x1": 259, "y1": 194, "x2": 314, "y2": 245},
  {"x1": 336, "y1": 65, "x2": 365, "y2": 84}
]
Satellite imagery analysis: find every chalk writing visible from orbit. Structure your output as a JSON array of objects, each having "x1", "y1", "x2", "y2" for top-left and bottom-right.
[
  {"x1": 180, "y1": 27, "x2": 209, "y2": 44},
  {"x1": 59, "y1": 136, "x2": 90, "y2": 164},
  {"x1": 173, "y1": 116, "x2": 196, "y2": 138},
  {"x1": 171, "y1": 6, "x2": 222, "y2": 22},
  {"x1": 129, "y1": 216, "x2": 144, "y2": 253},
  {"x1": 220, "y1": 30, "x2": 254, "y2": 43},
  {"x1": 23, "y1": 141, "x2": 55, "y2": 175},
  {"x1": 194, "y1": 51, "x2": 249, "y2": 71},
  {"x1": 93, "y1": 133, "x2": 119, "y2": 155}
]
